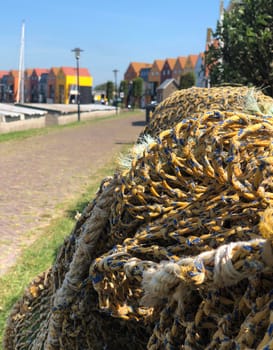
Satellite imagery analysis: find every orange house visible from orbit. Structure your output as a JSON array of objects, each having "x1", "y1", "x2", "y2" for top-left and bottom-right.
[
  {"x1": 148, "y1": 59, "x2": 165, "y2": 84},
  {"x1": 160, "y1": 58, "x2": 176, "y2": 83},
  {"x1": 184, "y1": 54, "x2": 199, "y2": 74},
  {"x1": 124, "y1": 62, "x2": 151, "y2": 81},
  {"x1": 148, "y1": 59, "x2": 165, "y2": 98},
  {"x1": 173, "y1": 56, "x2": 187, "y2": 83},
  {"x1": 6, "y1": 70, "x2": 19, "y2": 102}
]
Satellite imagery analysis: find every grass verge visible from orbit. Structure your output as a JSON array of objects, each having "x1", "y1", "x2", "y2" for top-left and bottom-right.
[{"x1": 0, "y1": 142, "x2": 132, "y2": 346}]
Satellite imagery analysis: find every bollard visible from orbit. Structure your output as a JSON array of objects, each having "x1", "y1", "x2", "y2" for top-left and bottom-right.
[
  {"x1": 145, "y1": 107, "x2": 150, "y2": 124},
  {"x1": 145, "y1": 102, "x2": 157, "y2": 125}
]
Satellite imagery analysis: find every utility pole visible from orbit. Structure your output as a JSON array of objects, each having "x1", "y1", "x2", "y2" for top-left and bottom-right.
[
  {"x1": 71, "y1": 47, "x2": 83, "y2": 122},
  {"x1": 219, "y1": 0, "x2": 224, "y2": 24},
  {"x1": 113, "y1": 69, "x2": 119, "y2": 114},
  {"x1": 17, "y1": 20, "x2": 25, "y2": 104}
]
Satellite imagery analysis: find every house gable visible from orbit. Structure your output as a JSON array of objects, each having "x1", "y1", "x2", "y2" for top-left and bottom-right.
[
  {"x1": 33, "y1": 68, "x2": 49, "y2": 78},
  {"x1": 6, "y1": 70, "x2": 19, "y2": 102},
  {"x1": 47, "y1": 67, "x2": 59, "y2": 102},
  {"x1": 184, "y1": 54, "x2": 199, "y2": 72},
  {"x1": 173, "y1": 56, "x2": 187, "y2": 82},
  {"x1": 124, "y1": 62, "x2": 151, "y2": 81},
  {"x1": 148, "y1": 59, "x2": 165, "y2": 83},
  {"x1": 161, "y1": 58, "x2": 176, "y2": 83},
  {"x1": 0, "y1": 70, "x2": 9, "y2": 80},
  {"x1": 157, "y1": 78, "x2": 179, "y2": 103}
]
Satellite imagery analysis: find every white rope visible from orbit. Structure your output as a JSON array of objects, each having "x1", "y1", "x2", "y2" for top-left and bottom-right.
[
  {"x1": 213, "y1": 239, "x2": 266, "y2": 287},
  {"x1": 141, "y1": 261, "x2": 182, "y2": 306},
  {"x1": 213, "y1": 243, "x2": 241, "y2": 286},
  {"x1": 141, "y1": 239, "x2": 268, "y2": 307}
]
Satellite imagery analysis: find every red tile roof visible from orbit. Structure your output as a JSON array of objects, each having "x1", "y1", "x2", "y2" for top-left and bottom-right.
[
  {"x1": 9, "y1": 70, "x2": 19, "y2": 77},
  {"x1": 130, "y1": 62, "x2": 152, "y2": 75},
  {"x1": 51, "y1": 67, "x2": 59, "y2": 73},
  {"x1": 153, "y1": 59, "x2": 165, "y2": 70},
  {"x1": 60, "y1": 67, "x2": 91, "y2": 77},
  {"x1": 34, "y1": 68, "x2": 49, "y2": 76},
  {"x1": 166, "y1": 58, "x2": 177, "y2": 70},
  {"x1": 0, "y1": 70, "x2": 9, "y2": 79},
  {"x1": 25, "y1": 68, "x2": 34, "y2": 76},
  {"x1": 186, "y1": 54, "x2": 199, "y2": 68},
  {"x1": 176, "y1": 56, "x2": 187, "y2": 69}
]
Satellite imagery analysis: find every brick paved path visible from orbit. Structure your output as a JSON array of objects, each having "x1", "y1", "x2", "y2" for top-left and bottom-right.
[{"x1": 0, "y1": 112, "x2": 145, "y2": 276}]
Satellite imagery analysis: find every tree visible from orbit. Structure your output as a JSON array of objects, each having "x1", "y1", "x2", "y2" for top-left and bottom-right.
[
  {"x1": 205, "y1": 0, "x2": 273, "y2": 96},
  {"x1": 106, "y1": 81, "x2": 114, "y2": 102},
  {"x1": 94, "y1": 83, "x2": 107, "y2": 90},
  {"x1": 179, "y1": 72, "x2": 196, "y2": 89},
  {"x1": 119, "y1": 80, "x2": 129, "y2": 107},
  {"x1": 120, "y1": 80, "x2": 129, "y2": 97},
  {"x1": 132, "y1": 77, "x2": 144, "y2": 108}
]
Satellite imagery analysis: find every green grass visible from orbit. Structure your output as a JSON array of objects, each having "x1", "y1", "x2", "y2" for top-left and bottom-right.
[
  {"x1": 0, "y1": 109, "x2": 143, "y2": 143},
  {"x1": 0, "y1": 126, "x2": 134, "y2": 346}
]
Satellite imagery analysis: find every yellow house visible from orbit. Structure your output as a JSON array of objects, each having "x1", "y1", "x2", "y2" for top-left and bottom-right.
[{"x1": 56, "y1": 67, "x2": 93, "y2": 104}]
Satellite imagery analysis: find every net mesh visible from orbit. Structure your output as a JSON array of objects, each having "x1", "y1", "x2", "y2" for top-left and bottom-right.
[{"x1": 4, "y1": 86, "x2": 273, "y2": 350}]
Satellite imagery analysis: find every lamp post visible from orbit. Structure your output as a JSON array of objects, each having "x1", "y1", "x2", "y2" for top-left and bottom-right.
[
  {"x1": 71, "y1": 47, "x2": 83, "y2": 122},
  {"x1": 113, "y1": 69, "x2": 119, "y2": 114},
  {"x1": 128, "y1": 80, "x2": 133, "y2": 109}
]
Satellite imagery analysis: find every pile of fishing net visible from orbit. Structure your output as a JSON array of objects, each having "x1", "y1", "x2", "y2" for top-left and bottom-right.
[{"x1": 4, "y1": 86, "x2": 273, "y2": 349}]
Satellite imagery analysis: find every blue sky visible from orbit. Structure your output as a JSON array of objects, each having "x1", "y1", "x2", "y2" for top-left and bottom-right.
[{"x1": 0, "y1": 0, "x2": 230, "y2": 86}]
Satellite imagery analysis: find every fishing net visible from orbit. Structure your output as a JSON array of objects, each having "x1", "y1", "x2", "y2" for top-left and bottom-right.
[{"x1": 4, "y1": 86, "x2": 273, "y2": 349}]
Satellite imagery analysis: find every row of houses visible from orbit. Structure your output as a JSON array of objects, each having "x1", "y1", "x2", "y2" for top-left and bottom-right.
[
  {"x1": 0, "y1": 53, "x2": 205, "y2": 106},
  {"x1": 0, "y1": 67, "x2": 93, "y2": 104},
  {"x1": 123, "y1": 52, "x2": 206, "y2": 104}
]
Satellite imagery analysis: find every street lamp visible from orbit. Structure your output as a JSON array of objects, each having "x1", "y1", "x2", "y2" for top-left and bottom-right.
[
  {"x1": 71, "y1": 47, "x2": 83, "y2": 122},
  {"x1": 113, "y1": 69, "x2": 119, "y2": 114}
]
